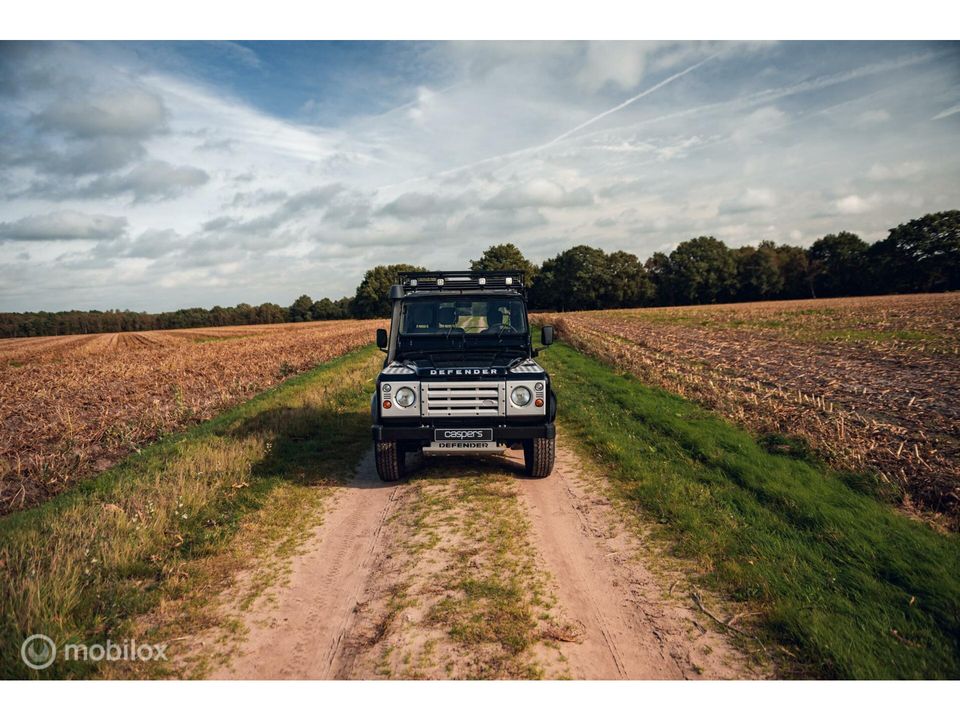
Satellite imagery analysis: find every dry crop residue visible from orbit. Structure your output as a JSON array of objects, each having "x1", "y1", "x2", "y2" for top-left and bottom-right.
[
  {"x1": 0, "y1": 319, "x2": 382, "y2": 513},
  {"x1": 536, "y1": 293, "x2": 960, "y2": 524}
]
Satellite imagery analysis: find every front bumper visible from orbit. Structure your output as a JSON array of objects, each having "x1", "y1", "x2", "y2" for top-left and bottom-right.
[{"x1": 372, "y1": 421, "x2": 555, "y2": 443}]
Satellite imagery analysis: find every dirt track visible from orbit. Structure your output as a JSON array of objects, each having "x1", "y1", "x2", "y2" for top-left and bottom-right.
[{"x1": 210, "y1": 442, "x2": 762, "y2": 680}]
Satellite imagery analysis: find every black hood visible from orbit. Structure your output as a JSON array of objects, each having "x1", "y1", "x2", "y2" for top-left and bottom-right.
[{"x1": 378, "y1": 355, "x2": 546, "y2": 381}]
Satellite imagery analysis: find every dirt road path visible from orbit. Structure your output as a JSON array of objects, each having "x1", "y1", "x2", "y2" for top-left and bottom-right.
[
  {"x1": 211, "y1": 454, "x2": 400, "y2": 679},
  {"x1": 210, "y1": 442, "x2": 763, "y2": 680},
  {"x1": 519, "y1": 445, "x2": 752, "y2": 679}
]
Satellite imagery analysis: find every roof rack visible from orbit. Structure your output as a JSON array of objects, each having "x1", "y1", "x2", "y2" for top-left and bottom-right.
[{"x1": 397, "y1": 270, "x2": 525, "y2": 295}]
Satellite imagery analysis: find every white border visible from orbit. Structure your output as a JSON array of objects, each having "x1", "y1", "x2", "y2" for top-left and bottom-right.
[
  {"x1": 4, "y1": 680, "x2": 958, "y2": 719},
  {"x1": 3, "y1": 5, "x2": 957, "y2": 717},
  {"x1": 1, "y1": 0, "x2": 957, "y2": 40}
]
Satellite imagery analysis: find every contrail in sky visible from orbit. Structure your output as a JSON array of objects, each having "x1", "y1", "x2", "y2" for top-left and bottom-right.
[
  {"x1": 378, "y1": 53, "x2": 717, "y2": 191},
  {"x1": 545, "y1": 53, "x2": 719, "y2": 146}
]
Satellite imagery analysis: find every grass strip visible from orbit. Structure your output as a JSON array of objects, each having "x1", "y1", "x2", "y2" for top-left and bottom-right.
[
  {"x1": 1, "y1": 345, "x2": 381, "y2": 679},
  {"x1": 539, "y1": 341, "x2": 960, "y2": 679}
]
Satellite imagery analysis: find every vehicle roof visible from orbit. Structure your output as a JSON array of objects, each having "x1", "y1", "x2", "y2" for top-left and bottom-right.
[{"x1": 400, "y1": 290, "x2": 526, "y2": 299}]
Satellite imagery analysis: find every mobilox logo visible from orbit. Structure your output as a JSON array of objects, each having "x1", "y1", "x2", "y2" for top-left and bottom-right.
[
  {"x1": 21, "y1": 634, "x2": 56, "y2": 670},
  {"x1": 20, "y1": 633, "x2": 168, "y2": 670}
]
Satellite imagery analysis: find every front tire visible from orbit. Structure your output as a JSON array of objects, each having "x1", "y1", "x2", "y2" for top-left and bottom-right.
[
  {"x1": 523, "y1": 437, "x2": 555, "y2": 478},
  {"x1": 375, "y1": 441, "x2": 405, "y2": 482}
]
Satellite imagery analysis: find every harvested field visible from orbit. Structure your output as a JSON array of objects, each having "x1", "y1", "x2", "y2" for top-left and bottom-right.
[
  {"x1": 535, "y1": 293, "x2": 960, "y2": 525},
  {"x1": 0, "y1": 319, "x2": 382, "y2": 513}
]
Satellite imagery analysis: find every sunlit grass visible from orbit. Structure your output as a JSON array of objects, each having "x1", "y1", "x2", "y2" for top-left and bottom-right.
[
  {"x1": 541, "y1": 341, "x2": 960, "y2": 679},
  {"x1": 0, "y1": 346, "x2": 381, "y2": 679}
]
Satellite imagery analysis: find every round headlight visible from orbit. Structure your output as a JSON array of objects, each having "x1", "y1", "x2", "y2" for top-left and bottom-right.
[
  {"x1": 395, "y1": 386, "x2": 416, "y2": 408},
  {"x1": 511, "y1": 386, "x2": 532, "y2": 407}
]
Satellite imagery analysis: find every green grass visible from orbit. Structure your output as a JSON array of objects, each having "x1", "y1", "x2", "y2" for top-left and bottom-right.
[
  {"x1": 539, "y1": 341, "x2": 960, "y2": 679},
  {"x1": 386, "y1": 464, "x2": 554, "y2": 679},
  {"x1": 0, "y1": 345, "x2": 381, "y2": 679},
  {"x1": 424, "y1": 471, "x2": 548, "y2": 670}
]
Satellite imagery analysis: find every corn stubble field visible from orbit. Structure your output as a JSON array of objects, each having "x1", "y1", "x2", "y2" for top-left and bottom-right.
[
  {"x1": 1, "y1": 297, "x2": 959, "y2": 679},
  {"x1": 3, "y1": 296, "x2": 958, "y2": 525},
  {"x1": 537, "y1": 292, "x2": 960, "y2": 526},
  {"x1": 0, "y1": 319, "x2": 381, "y2": 514}
]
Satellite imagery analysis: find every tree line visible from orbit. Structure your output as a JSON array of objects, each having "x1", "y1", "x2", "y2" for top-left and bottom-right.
[
  {"x1": 527, "y1": 210, "x2": 959, "y2": 311},
  {"x1": 2, "y1": 209, "x2": 957, "y2": 337},
  {"x1": 0, "y1": 296, "x2": 354, "y2": 338}
]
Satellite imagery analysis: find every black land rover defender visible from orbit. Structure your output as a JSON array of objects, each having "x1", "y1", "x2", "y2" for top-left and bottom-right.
[{"x1": 371, "y1": 270, "x2": 556, "y2": 482}]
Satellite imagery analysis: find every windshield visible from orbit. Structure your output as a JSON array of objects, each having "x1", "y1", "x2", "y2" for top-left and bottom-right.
[{"x1": 400, "y1": 297, "x2": 528, "y2": 336}]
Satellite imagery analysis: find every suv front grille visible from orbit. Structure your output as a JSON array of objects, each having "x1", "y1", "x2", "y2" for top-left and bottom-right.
[{"x1": 422, "y1": 381, "x2": 505, "y2": 417}]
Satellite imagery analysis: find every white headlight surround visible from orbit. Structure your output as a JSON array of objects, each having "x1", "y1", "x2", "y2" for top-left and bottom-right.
[
  {"x1": 511, "y1": 385, "x2": 532, "y2": 407},
  {"x1": 395, "y1": 386, "x2": 417, "y2": 408}
]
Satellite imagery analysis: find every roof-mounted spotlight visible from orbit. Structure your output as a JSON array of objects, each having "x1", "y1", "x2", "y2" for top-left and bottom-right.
[
  {"x1": 478, "y1": 277, "x2": 486, "y2": 285},
  {"x1": 437, "y1": 278, "x2": 445, "y2": 286},
  {"x1": 505, "y1": 276, "x2": 513, "y2": 285},
  {"x1": 409, "y1": 279, "x2": 417, "y2": 287}
]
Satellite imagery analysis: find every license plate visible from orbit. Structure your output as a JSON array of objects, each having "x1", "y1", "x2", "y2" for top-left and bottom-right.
[
  {"x1": 424, "y1": 441, "x2": 501, "y2": 454},
  {"x1": 434, "y1": 428, "x2": 493, "y2": 442}
]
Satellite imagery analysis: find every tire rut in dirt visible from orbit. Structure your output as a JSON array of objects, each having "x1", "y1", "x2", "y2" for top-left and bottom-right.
[{"x1": 210, "y1": 453, "x2": 401, "y2": 679}]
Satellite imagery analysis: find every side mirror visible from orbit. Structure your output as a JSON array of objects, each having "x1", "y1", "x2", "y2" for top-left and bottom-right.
[
  {"x1": 540, "y1": 325, "x2": 554, "y2": 346},
  {"x1": 376, "y1": 328, "x2": 388, "y2": 352}
]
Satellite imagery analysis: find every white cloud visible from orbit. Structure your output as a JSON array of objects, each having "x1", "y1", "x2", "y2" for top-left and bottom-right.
[
  {"x1": 731, "y1": 106, "x2": 788, "y2": 144},
  {"x1": 378, "y1": 191, "x2": 467, "y2": 218},
  {"x1": 485, "y1": 179, "x2": 593, "y2": 210},
  {"x1": 867, "y1": 162, "x2": 923, "y2": 181},
  {"x1": 834, "y1": 194, "x2": 879, "y2": 215},
  {"x1": 932, "y1": 103, "x2": 960, "y2": 120},
  {"x1": 212, "y1": 42, "x2": 262, "y2": 70},
  {"x1": 1, "y1": 41, "x2": 959, "y2": 312},
  {"x1": 34, "y1": 88, "x2": 168, "y2": 139},
  {"x1": 459, "y1": 207, "x2": 547, "y2": 235},
  {"x1": 0, "y1": 210, "x2": 127, "y2": 241},
  {"x1": 575, "y1": 42, "x2": 654, "y2": 92},
  {"x1": 857, "y1": 109, "x2": 890, "y2": 124},
  {"x1": 721, "y1": 187, "x2": 778, "y2": 214},
  {"x1": 80, "y1": 160, "x2": 210, "y2": 202}
]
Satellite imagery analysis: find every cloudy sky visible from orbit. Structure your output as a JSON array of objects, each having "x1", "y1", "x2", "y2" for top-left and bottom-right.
[{"x1": 1, "y1": 40, "x2": 958, "y2": 312}]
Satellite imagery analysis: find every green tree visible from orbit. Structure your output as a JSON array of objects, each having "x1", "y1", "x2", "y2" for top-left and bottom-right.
[
  {"x1": 870, "y1": 210, "x2": 960, "y2": 293},
  {"x1": 470, "y1": 243, "x2": 538, "y2": 283},
  {"x1": 644, "y1": 252, "x2": 673, "y2": 306},
  {"x1": 310, "y1": 297, "x2": 349, "y2": 320},
  {"x1": 774, "y1": 244, "x2": 814, "y2": 299},
  {"x1": 668, "y1": 236, "x2": 738, "y2": 304},
  {"x1": 351, "y1": 264, "x2": 425, "y2": 319},
  {"x1": 289, "y1": 294, "x2": 315, "y2": 322},
  {"x1": 528, "y1": 256, "x2": 561, "y2": 310},
  {"x1": 734, "y1": 241, "x2": 784, "y2": 301},
  {"x1": 529, "y1": 246, "x2": 652, "y2": 310},
  {"x1": 257, "y1": 303, "x2": 287, "y2": 324},
  {"x1": 603, "y1": 250, "x2": 654, "y2": 308},
  {"x1": 808, "y1": 231, "x2": 868, "y2": 297},
  {"x1": 562, "y1": 245, "x2": 609, "y2": 310}
]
